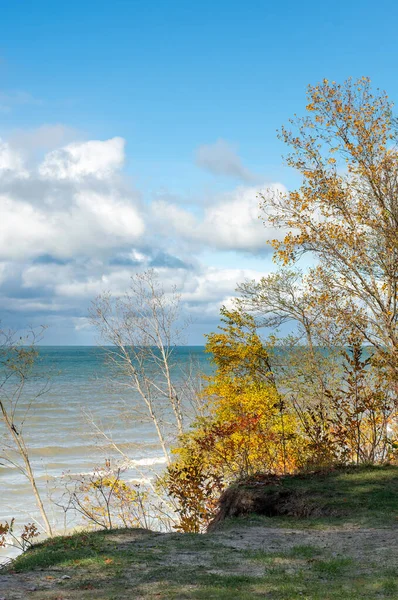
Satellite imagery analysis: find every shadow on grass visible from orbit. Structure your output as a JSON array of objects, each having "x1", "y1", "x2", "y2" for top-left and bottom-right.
[{"x1": 213, "y1": 464, "x2": 398, "y2": 530}]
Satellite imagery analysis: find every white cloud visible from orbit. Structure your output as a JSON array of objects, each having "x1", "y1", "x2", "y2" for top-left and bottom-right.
[
  {"x1": 0, "y1": 137, "x2": 144, "y2": 261},
  {"x1": 49, "y1": 264, "x2": 268, "y2": 318},
  {"x1": 0, "y1": 195, "x2": 52, "y2": 258},
  {"x1": 152, "y1": 183, "x2": 286, "y2": 253},
  {"x1": 54, "y1": 268, "x2": 135, "y2": 299},
  {"x1": 201, "y1": 184, "x2": 284, "y2": 251},
  {"x1": 195, "y1": 139, "x2": 257, "y2": 182},
  {"x1": 0, "y1": 139, "x2": 27, "y2": 177},
  {"x1": 17, "y1": 253, "x2": 268, "y2": 318},
  {"x1": 0, "y1": 191, "x2": 144, "y2": 261},
  {"x1": 39, "y1": 137, "x2": 125, "y2": 181},
  {"x1": 179, "y1": 266, "x2": 269, "y2": 312},
  {"x1": 0, "y1": 129, "x2": 282, "y2": 343}
]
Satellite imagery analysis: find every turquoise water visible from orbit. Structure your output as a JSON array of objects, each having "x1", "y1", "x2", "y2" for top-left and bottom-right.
[{"x1": 0, "y1": 346, "x2": 209, "y2": 542}]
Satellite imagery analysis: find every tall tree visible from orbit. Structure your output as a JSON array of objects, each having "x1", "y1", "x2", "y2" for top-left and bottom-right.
[{"x1": 260, "y1": 77, "x2": 398, "y2": 375}]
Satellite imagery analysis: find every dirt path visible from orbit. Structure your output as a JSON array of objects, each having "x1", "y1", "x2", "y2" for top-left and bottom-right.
[
  {"x1": 1, "y1": 524, "x2": 398, "y2": 599},
  {"x1": 213, "y1": 524, "x2": 398, "y2": 563}
]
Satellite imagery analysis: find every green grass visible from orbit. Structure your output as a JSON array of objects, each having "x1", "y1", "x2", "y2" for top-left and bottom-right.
[
  {"x1": 4, "y1": 527, "x2": 398, "y2": 599},
  {"x1": 217, "y1": 464, "x2": 398, "y2": 529},
  {"x1": 288, "y1": 544, "x2": 323, "y2": 559},
  {"x1": 3, "y1": 465, "x2": 398, "y2": 599},
  {"x1": 313, "y1": 557, "x2": 354, "y2": 576}
]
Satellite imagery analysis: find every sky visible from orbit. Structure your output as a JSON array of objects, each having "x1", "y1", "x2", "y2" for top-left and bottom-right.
[{"x1": 1, "y1": 0, "x2": 398, "y2": 344}]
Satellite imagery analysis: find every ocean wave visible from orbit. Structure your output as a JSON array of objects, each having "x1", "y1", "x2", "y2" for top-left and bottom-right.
[
  {"x1": 130, "y1": 456, "x2": 167, "y2": 467},
  {"x1": 51, "y1": 454, "x2": 167, "y2": 480}
]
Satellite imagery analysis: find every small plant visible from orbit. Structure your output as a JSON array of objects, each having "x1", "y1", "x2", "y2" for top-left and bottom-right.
[
  {"x1": 59, "y1": 461, "x2": 151, "y2": 530},
  {"x1": 164, "y1": 454, "x2": 223, "y2": 532},
  {"x1": 0, "y1": 518, "x2": 40, "y2": 553}
]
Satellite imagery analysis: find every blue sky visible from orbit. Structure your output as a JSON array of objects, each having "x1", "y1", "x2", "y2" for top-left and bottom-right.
[{"x1": 0, "y1": 0, "x2": 397, "y2": 343}]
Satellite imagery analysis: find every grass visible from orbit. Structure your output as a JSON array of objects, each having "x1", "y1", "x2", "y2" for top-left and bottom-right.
[
  {"x1": 217, "y1": 463, "x2": 398, "y2": 530},
  {"x1": 287, "y1": 544, "x2": 323, "y2": 559},
  {"x1": 2, "y1": 465, "x2": 398, "y2": 599},
  {"x1": 3, "y1": 528, "x2": 398, "y2": 599}
]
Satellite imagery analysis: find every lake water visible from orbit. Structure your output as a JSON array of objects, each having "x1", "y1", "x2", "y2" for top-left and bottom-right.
[{"x1": 0, "y1": 346, "x2": 210, "y2": 557}]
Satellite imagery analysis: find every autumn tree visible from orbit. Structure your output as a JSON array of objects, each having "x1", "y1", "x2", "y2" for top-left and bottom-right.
[
  {"x1": 237, "y1": 269, "x2": 342, "y2": 412},
  {"x1": 236, "y1": 77, "x2": 398, "y2": 467},
  {"x1": 164, "y1": 308, "x2": 304, "y2": 531},
  {"x1": 260, "y1": 77, "x2": 398, "y2": 376},
  {"x1": 195, "y1": 308, "x2": 303, "y2": 476}
]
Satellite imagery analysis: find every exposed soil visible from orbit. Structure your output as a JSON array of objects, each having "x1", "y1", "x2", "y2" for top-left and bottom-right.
[{"x1": 1, "y1": 524, "x2": 398, "y2": 599}]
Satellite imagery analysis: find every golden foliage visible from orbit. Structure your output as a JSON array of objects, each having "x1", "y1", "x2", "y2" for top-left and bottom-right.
[
  {"x1": 260, "y1": 77, "x2": 398, "y2": 374},
  {"x1": 164, "y1": 309, "x2": 304, "y2": 531},
  {"x1": 165, "y1": 78, "x2": 398, "y2": 532}
]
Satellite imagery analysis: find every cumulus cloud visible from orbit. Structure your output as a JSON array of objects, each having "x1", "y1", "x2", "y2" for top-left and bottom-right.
[
  {"x1": 0, "y1": 130, "x2": 282, "y2": 342},
  {"x1": 39, "y1": 137, "x2": 125, "y2": 181},
  {"x1": 0, "y1": 137, "x2": 144, "y2": 261},
  {"x1": 178, "y1": 266, "x2": 269, "y2": 316},
  {"x1": 152, "y1": 183, "x2": 286, "y2": 253},
  {"x1": 195, "y1": 139, "x2": 258, "y2": 182},
  {"x1": 0, "y1": 139, "x2": 27, "y2": 177},
  {"x1": 41, "y1": 263, "x2": 267, "y2": 319}
]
